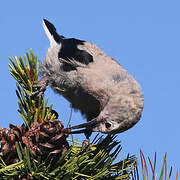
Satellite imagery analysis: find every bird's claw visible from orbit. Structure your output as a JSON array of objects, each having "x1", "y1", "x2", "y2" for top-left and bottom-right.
[
  {"x1": 64, "y1": 126, "x2": 92, "y2": 151},
  {"x1": 30, "y1": 77, "x2": 48, "y2": 97},
  {"x1": 81, "y1": 138, "x2": 90, "y2": 151}
]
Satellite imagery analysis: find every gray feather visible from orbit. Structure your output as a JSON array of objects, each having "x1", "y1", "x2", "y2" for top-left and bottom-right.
[{"x1": 40, "y1": 19, "x2": 144, "y2": 135}]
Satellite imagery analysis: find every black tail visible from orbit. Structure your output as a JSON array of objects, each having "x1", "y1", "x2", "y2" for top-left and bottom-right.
[{"x1": 43, "y1": 19, "x2": 62, "y2": 43}]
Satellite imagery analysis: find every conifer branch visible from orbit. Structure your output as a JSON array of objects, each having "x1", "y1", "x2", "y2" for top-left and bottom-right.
[
  {"x1": 9, "y1": 49, "x2": 55, "y2": 128},
  {"x1": 0, "y1": 49, "x2": 175, "y2": 179}
]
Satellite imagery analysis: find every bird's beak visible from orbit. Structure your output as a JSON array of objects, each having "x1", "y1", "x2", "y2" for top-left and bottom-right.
[
  {"x1": 91, "y1": 123, "x2": 106, "y2": 133},
  {"x1": 66, "y1": 118, "x2": 100, "y2": 134}
]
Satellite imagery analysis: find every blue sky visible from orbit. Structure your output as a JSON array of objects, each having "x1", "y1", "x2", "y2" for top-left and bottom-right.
[{"x1": 1, "y1": 0, "x2": 179, "y2": 175}]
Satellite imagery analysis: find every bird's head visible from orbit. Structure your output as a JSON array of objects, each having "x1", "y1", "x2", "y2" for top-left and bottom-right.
[{"x1": 69, "y1": 93, "x2": 144, "y2": 135}]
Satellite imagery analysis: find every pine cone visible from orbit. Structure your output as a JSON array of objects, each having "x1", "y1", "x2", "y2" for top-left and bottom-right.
[
  {"x1": 22, "y1": 119, "x2": 69, "y2": 160},
  {"x1": 0, "y1": 124, "x2": 26, "y2": 165},
  {"x1": 0, "y1": 119, "x2": 69, "y2": 166}
]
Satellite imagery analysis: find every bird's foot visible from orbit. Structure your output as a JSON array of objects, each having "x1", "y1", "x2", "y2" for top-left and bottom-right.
[
  {"x1": 81, "y1": 138, "x2": 90, "y2": 151},
  {"x1": 81, "y1": 130, "x2": 92, "y2": 151},
  {"x1": 31, "y1": 77, "x2": 49, "y2": 97}
]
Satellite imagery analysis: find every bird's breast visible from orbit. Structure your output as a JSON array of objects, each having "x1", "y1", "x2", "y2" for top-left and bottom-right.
[{"x1": 62, "y1": 86, "x2": 102, "y2": 115}]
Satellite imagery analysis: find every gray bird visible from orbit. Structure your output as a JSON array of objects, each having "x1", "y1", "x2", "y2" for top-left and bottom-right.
[{"x1": 35, "y1": 19, "x2": 144, "y2": 139}]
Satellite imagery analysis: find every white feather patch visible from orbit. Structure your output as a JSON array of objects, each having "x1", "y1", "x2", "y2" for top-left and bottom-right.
[{"x1": 42, "y1": 20, "x2": 57, "y2": 47}]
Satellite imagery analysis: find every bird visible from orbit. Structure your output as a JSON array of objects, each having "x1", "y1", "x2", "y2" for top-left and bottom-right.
[{"x1": 34, "y1": 19, "x2": 144, "y2": 140}]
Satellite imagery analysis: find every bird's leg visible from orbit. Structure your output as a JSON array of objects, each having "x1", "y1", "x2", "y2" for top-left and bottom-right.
[
  {"x1": 81, "y1": 129, "x2": 92, "y2": 151},
  {"x1": 31, "y1": 76, "x2": 49, "y2": 97},
  {"x1": 64, "y1": 119, "x2": 100, "y2": 150}
]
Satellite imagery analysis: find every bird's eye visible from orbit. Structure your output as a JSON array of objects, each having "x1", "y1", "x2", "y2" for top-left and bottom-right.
[{"x1": 105, "y1": 122, "x2": 111, "y2": 129}]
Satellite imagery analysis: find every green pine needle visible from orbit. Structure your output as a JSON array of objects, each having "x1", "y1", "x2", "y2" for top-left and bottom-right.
[
  {"x1": 2, "y1": 49, "x2": 176, "y2": 179},
  {"x1": 9, "y1": 50, "x2": 54, "y2": 128}
]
